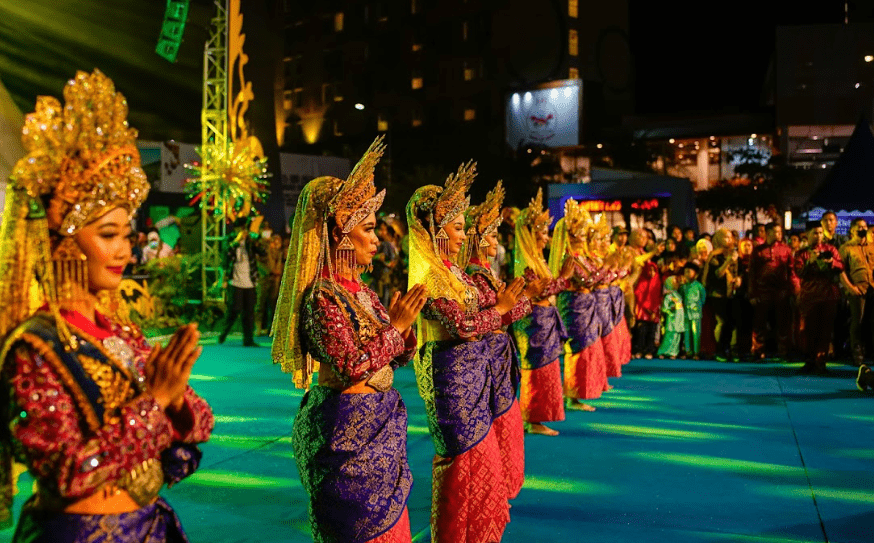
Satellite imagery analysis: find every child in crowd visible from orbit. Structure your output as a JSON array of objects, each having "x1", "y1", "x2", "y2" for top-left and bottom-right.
[
  {"x1": 657, "y1": 275, "x2": 686, "y2": 359},
  {"x1": 681, "y1": 262, "x2": 706, "y2": 359}
]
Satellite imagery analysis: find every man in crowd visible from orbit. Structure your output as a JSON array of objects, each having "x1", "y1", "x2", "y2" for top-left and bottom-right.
[
  {"x1": 821, "y1": 210, "x2": 848, "y2": 249},
  {"x1": 794, "y1": 221, "x2": 843, "y2": 374},
  {"x1": 748, "y1": 222, "x2": 794, "y2": 359},
  {"x1": 629, "y1": 228, "x2": 662, "y2": 359},
  {"x1": 219, "y1": 217, "x2": 266, "y2": 347},
  {"x1": 839, "y1": 218, "x2": 874, "y2": 366}
]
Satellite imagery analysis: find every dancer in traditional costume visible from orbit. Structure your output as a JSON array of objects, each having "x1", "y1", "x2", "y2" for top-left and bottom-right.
[
  {"x1": 588, "y1": 216, "x2": 626, "y2": 381},
  {"x1": 272, "y1": 137, "x2": 426, "y2": 543},
  {"x1": 408, "y1": 163, "x2": 528, "y2": 543},
  {"x1": 463, "y1": 181, "x2": 538, "y2": 499},
  {"x1": 549, "y1": 200, "x2": 607, "y2": 411},
  {"x1": 0, "y1": 69, "x2": 214, "y2": 543},
  {"x1": 511, "y1": 189, "x2": 575, "y2": 435}
]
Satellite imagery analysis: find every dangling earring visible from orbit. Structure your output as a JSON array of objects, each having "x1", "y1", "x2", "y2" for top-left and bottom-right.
[
  {"x1": 436, "y1": 228, "x2": 450, "y2": 258},
  {"x1": 336, "y1": 235, "x2": 356, "y2": 275},
  {"x1": 51, "y1": 236, "x2": 88, "y2": 306}
]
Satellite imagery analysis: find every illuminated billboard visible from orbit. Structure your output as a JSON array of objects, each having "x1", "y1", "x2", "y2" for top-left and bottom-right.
[{"x1": 506, "y1": 79, "x2": 581, "y2": 149}]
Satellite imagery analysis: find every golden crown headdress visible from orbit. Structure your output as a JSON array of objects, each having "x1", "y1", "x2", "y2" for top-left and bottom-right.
[
  {"x1": 329, "y1": 135, "x2": 386, "y2": 232},
  {"x1": 467, "y1": 180, "x2": 504, "y2": 237},
  {"x1": 11, "y1": 69, "x2": 149, "y2": 235},
  {"x1": 435, "y1": 160, "x2": 476, "y2": 227},
  {"x1": 518, "y1": 188, "x2": 552, "y2": 233},
  {"x1": 590, "y1": 211, "x2": 611, "y2": 239},
  {"x1": 563, "y1": 198, "x2": 591, "y2": 238}
]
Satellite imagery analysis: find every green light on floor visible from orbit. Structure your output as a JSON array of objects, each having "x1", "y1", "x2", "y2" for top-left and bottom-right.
[
  {"x1": 586, "y1": 423, "x2": 725, "y2": 440},
  {"x1": 522, "y1": 475, "x2": 615, "y2": 495},
  {"x1": 630, "y1": 375, "x2": 685, "y2": 383},
  {"x1": 602, "y1": 394, "x2": 656, "y2": 402},
  {"x1": 188, "y1": 470, "x2": 299, "y2": 488},
  {"x1": 214, "y1": 415, "x2": 289, "y2": 424},
  {"x1": 208, "y1": 434, "x2": 292, "y2": 450},
  {"x1": 760, "y1": 486, "x2": 874, "y2": 504},
  {"x1": 587, "y1": 401, "x2": 668, "y2": 412},
  {"x1": 630, "y1": 452, "x2": 806, "y2": 476},
  {"x1": 265, "y1": 388, "x2": 304, "y2": 398},
  {"x1": 836, "y1": 448, "x2": 874, "y2": 460},
  {"x1": 837, "y1": 414, "x2": 874, "y2": 423},
  {"x1": 188, "y1": 374, "x2": 229, "y2": 381},
  {"x1": 406, "y1": 424, "x2": 431, "y2": 435},
  {"x1": 647, "y1": 418, "x2": 766, "y2": 432}
]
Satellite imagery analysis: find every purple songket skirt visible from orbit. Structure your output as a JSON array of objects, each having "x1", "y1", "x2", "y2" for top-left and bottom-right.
[
  {"x1": 594, "y1": 289, "x2": 615, "y2": 337},
  {"x1": 12, "y1": 497, "x2": 188, "y2": 543},
  {"x1": 292, "y1": 386, "x2": 412, "y2": 543},
  {"x1": 557, "y1": 291, "x2": 601, "y2": 352},
  {"x1": 609, "y1": 286, "x2": 626, "y2": 326},
  {"x1": 482, "y1": 332, "x2": 520, "y2": 419},
  {"x1": 512, "y1": 305, "x2": 568, "y2": 371},
  {"x1": 418, "y1": 338, "x2": 496, "y2": 458}
]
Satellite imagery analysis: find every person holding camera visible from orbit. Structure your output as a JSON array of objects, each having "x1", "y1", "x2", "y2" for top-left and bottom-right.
[
  {"x1": 839, "y1": 218, "x2": 874, "y2": 367},
  {"x1": 794, "y1": 222, "x2": 843, "y2": 374}
]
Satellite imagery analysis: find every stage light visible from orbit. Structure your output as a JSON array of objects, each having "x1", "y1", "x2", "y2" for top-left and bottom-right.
[
  {"x1": 866, "y1": 55, "x2": 874, "y2": 63},
  {"x1": 354, "y1": 103, "x2": 365, "y2": 110},
  {"x1": 596, "y1": 143, "x2": 603, "y2": 149}
]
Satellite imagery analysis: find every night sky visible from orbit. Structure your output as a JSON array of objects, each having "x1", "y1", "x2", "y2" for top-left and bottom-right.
[{"x1": 629, "y1": 0, "x2": 856, "y2": 115}]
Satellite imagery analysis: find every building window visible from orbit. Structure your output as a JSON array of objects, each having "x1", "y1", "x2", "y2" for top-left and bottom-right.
[
  {"x1": 333, "y1": 120, "x2": 343, "y2": 137},
  {"x1": 569, "y1": 29, "x2": 579, "y2": 56},
  {"x1": 464, "y1": 108, "x2": 476, "y2": 121},
  {"x1": 463, "y1": 61, "x2": 476, "y2": 81},
  {"x1": 321, "y1": 84, "x2": 333, "y2": 104},
  {"x1": 283, "y1": 90, "x2": 292, "y2": 110},
  {"x1": 411, "y1": 74, "x2": 424, "y2": 89},
  {"x1": 293, "y1": 88, "x2": 304, "y2": 108},
  {"x1": 412, "y1": 43, "x2": 423, "y2": 52},
  {"x1": 378, "y1": 114, "x2": 389, "y2": 131},
  {"x1": 569, "y1": 67, "x2": 579, "y2": 79},
  {"x1": 334, "y1": 12, "x2": 344, "y2": 32},
  {"x1": 411, "y1": 0, "x2": 418, "y2": 14},
  {"x1": 462, "y1": 21, "x2": 469, "y2": 41},
  {"x1": 568, "y1": 0, "x2": 578, "y2": 18},
  {"x1": 412, "y1": 110, "x2": 423, "y2": 127}
]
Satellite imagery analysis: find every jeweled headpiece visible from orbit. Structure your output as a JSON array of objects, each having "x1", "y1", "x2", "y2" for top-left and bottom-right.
[
  {"x1": 563, "y1": 198, "x2": 591, "y2": 239},
  {"x1": 467, "y1": 180, "x2": 504, "y2": 237},
  {"x1": 518, "y1": 188, "x2": 552, "y2": 233},
  {"x1": 12, "y1": 69, "x2": 149, "y2": 236},
  {"x1": 329, "y1": 135, "x2": 386, "y2": 233},
  {"x1": 435, "y1": 160, "x2": 476, "y2": 227}
]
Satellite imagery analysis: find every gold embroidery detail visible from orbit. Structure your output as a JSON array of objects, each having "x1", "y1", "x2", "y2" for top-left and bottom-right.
[{"x1": 77, "y1": 354, "x2": 135, "y2": 424}]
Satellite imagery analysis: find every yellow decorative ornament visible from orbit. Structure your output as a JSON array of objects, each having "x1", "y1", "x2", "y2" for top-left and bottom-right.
[
  {"x1": 0, "y1": 69, "x2": 148, "y2": 343},
  {"x1": 462, "y1": 180, "x2": 504, "y2": 267},
  {"x1": 515, "y1": 188, "x2": 553, "y2": 280}
]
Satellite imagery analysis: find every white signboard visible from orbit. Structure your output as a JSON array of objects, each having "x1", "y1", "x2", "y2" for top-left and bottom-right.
[{"x1": 506, "y1": 80, "x2": 581, "y2": 149}]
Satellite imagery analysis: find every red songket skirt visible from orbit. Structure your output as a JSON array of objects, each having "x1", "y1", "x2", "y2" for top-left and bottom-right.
[
  {"x1": 520, "y1": 360, "x2": 565, "y2": 423},
  {"x1": 602, "y1": 326, "x2": 623, "y2": 378},
  {"x1": 431, "y1": 427, "x2": 510, "y2": 543},
  {"x1": 564, "y1": 342, "x2": 607, "y2": 400},
  {"x1": 369, "y1": 506, "x2": 411, "y2": 543},
  {"x1": 615, "y1": 318, "x2": 632, "y2": 365},
  {"x1": 492, "y1": 399, "x2": 525, "y2": 500}
]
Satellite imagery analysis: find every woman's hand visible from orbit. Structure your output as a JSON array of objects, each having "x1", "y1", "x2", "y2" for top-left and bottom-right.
[
  {"x1": 389, "y1": 284, "x2": 428, "y2": 334},
  {"x1": 495, "y1": 278, "x2": 525, "y2": 314},
  {"x1": 146, "y1": 323, "x2": 202, "y2": 411},
  {"x1": 523, "y1": 277, "x2": 547, "y2": 300},
  {"x1": 559, "y1": 256, "x2": 576, "y2": 280}
]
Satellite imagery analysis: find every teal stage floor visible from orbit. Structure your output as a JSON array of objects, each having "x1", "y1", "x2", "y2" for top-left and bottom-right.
[{"x1": 3, "y1": 336, "x2": 873, "y2": 542}]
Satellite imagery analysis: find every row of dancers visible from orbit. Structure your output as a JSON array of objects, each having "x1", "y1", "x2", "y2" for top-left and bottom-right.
[
  {"x1": 0, "y1": 68, "x2": 642, "y2": 543},
  {"x1": 270, "y1": 138, "x2": 642, "y2": 542}
]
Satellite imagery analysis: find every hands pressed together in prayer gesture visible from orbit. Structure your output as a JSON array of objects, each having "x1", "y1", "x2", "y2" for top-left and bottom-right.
[
  {"x1": 523, "y1": 277, "x2": 548, "y2": 300},
  {"x1": 390, "y1": 284, "x2": 428, "y2": 335},
  {"x1": 146, "y1": 323, "x2": 202, "y2": 412},
  {"x1": 495, "y1": 278, "x2": 526, "y2": 314}
]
